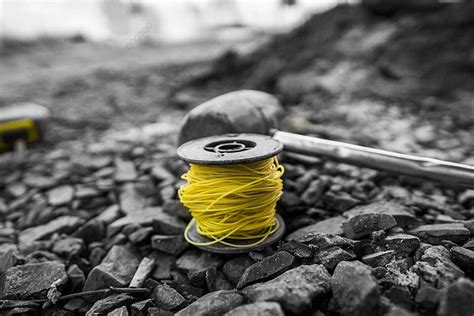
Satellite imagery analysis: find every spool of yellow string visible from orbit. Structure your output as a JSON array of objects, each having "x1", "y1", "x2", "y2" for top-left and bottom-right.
[{"x1": 178, "y1": 156, "x2": 284, "y2": 248}]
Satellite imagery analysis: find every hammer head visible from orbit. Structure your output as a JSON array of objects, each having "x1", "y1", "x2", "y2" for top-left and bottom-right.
[{"x1": 178, "y1": 90, "x2": 284, "y2": 145}]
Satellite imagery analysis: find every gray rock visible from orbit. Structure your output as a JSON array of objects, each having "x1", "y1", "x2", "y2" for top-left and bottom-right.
[
  {"x1": 286, "y1": 216, "x2": 345, "y2": 240},
  {"x1": 107, "y1": 306, "x2": 129, "y2": 316},
  {"x1": 314, "y1": 246, "x2": 356, "y2": 270},
  {"x1": 450, "y1": 246, "x2": 474, "y2": 274},
  {"x1": 206, "y1": 266, "x2": 232, "y2": 291},
  {"x1": 114, "y1": 158, "x2": 137, "y2": 182},
  {"x1": 343, "y1": 213, "x2": 397, "y2": 239},
  {"x1": 6, "y1": 182, "x2": 27, "y2": 197},
  {"x1": 23, "y1": 174, "x2": 57, "y2": 189},
  {"x1": 47, "y1": 185, "x2": 74, "y2": 206},
  {"x1": 119, "y1": 183, "x2": 148, "y2": 215},
  {"x1": 222, "y1": 255, "x2": 254, "y2": 285},
  {"x1": 19, "y1": 216, "x2": 83, "y2": 247},
  {"x1": 237, "y1": 251, "x2": 294, "y2": 289},
  {"x1": 410, "y1": 223, "x2": 470, "y2": 245},
  {"x1": 463, "y1": 219, "x2": 474, "y2": 234},
  {"x1": 151, "y1": 252, "x2": 175, "y2": 280},
  {"x1": 67, "y1": 264, "x2": 86, "y2": 292},
  {"x1": 108, "y1": 207, "x2": 185, "y2": 236},
  {"x1": 152, "y1": 283, "x2": 186, "y2": 311},
  {"x1": 129, "y1": 257, "x2": 155, "y2": 288},
  {"x1": 413, "y1": 245, "x2": 464, "y2": 288},
  {"x1": 178, "y1": 90, "x2": 284, "y2": 145},
  {"x1": 243, "y1": 264, "x2": 331, "y2": 313},
  {"x1": 96, "y1": 204, "x2": 122, "y2": 225},
  {"x1": 52, "y1": 237, "x2": 84, "y2": 257},
  {"x1": 73, "y1": 219, "x2": 105, "y2": 243},
  {"x1": 293, "y1": 232, "x2": 355, "y2": 250},
  {"x1": 128, "y1": 227, "x2": 154, "y2": 244},
  {"x1": 331, "y1": 261, "x2": 381, "y2": 316},
  {"x1": 176, "y1": 249, "x2": 223, "y2": 287},
  {"x1": 458, "y1": 189, "x2": 474, "y2": 208},
  {"x1": 301, "y1": 178, "x2": 328, "y2": 205},
  {"x1": 415, "y1": 286, "x2": 441, "y2": 312},
  {"x1": 224, "y1": 302, "x2": 284, "y2": 316},
  {"x1": 344, "y1": 201, "x2": 419, "y2": 229},
  {"x1": 86, "y1": 294, "x2": 134, "y2": 316},
  {"x1": 362, "y1": 250, "x2": 395, "y2": 267},
  {"x1": 131, "y1": 299, "x2": 152, "y2": 315},
  {"x1": 151, "y1": 165, "x2": 175, "y2": 182},
  {"x1": 176, "y1": 290, "x2": 243, "y2": 316},
  {"x1": 323, "y1": 191, "x2": 360, "y2": 212},
  {"x1": 437, "y1": 278, "x2": 474, "y2": 316},
  {"x1": 278, "y1": 240, "x2": 312, "y2": 259},
  {"x1": 0, "y1": 244, "x2": 18, "y2": 273},
  {"x1": 147, "y1": 307, "x2": 174, "y2": 315},
  {"x1": 379, "y1": 233, "x2": 420, "y2": 257},
  {"x1": 151, "y1": 235, "x2": 188, "y2": 256},
  {"x1": 83, "y1": 245, "x2": 140, "y2": 291},
  {"x1": 0, "y1": 261, "x2": 67, "y2": 299}
]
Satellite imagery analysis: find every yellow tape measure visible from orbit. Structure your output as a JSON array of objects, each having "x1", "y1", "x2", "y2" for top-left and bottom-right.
[{"x1": 0, "y1": 119, "x2": 39, "y2": 152}]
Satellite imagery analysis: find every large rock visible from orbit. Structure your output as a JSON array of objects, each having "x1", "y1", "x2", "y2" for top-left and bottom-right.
[
  {"x1": 83, "y1": 245, "x2": 140, "y2": 291},
  {"x1": 224, "y1": 302, "x2": 284, "y2": 316},
  {"x1": 450, "y1": 246, "x2": 474, "y2": 274},
  {"x1": 331, "y1": 261, "x2": 381, "y2": 316},
  {"x1": 152, "y1": 283, "x2": 186, "y2": 311},
  {"x1": 19, "y1": 216, "x2": 84, "y2": 248},
  {"x1": 236, "y1": 251, "x2": 294, "y2": 289},
  {"x1": 47, "y1": 185, "x2": 74, "y2": 206},
  {"x1": 379, "y1": 233, "x2": 420, "y2": 257},
  {"x1": 437, "y1": 278, "x2": 474, "y2": 316},
  {"x1": 151, "y1": 235, "x2": 188, "y2": 256},
  {"x1": 242, "y1": 264, "x2": 331, "y2": 314},
  {"x1": 176, "y1": 249, "x2": 223, "y2": 287},
  {"x1": 108, "y1": 207, "x2": 185, "y2": 236},
  {"x1": 344, "y1": 201, "x2": 419, "y2": 229},
  {"x1": 0, "y1": 261, "x2": 67, "y2": 299},
  {"x1": 286, "y1": 216, "x2": 345, "y2": 240},
  {"x1": 0, "y1": 244, "x2": 18, "y2": 273},
  {"x1": 86, "y1": 294, "x2": 135, "y2": 316},
  {"x1": 222, "y1": 255, "x2": 254, "y2": 285},
  {"x1": 342, "y1": 213, "x2": 397, "y2": 239},
  {"x1": 175, "y1": 290, "x2": 243, "y2": 316},
  {"x1": 178, "y1": 90, "x2": 284, "y2": 145},
  {"x1": 410, "y1": 223, "x2": 470, "y2": 245}
]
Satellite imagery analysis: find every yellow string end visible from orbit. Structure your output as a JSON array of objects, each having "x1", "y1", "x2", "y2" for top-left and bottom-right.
[{"x1": 178, "y1": 157, "x2": 284, "y2": 248}]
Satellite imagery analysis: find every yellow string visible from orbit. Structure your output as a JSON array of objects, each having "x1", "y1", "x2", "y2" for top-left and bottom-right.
[{"x1": 178, "y1": 157, "x2": 284, "y2": 248}]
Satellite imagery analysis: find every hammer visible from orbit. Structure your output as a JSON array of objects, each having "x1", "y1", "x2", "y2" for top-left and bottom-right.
[{"x1": 179, "y1": 90, "x2": 474, "y2": 188}]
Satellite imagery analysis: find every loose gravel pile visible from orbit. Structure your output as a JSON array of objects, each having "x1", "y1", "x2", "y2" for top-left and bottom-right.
[{"x1": 0, "y1": 123, "x2": 473, "y2": 315}]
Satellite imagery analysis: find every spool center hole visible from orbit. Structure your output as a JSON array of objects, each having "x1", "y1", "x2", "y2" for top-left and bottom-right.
[{"x1": 204, "y1": 139, "x2": 256, "y2": 154}]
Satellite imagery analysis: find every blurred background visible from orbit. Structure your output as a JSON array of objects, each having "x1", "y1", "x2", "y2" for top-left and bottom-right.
[{"x1": 0, "y1": 0, "x2": 472, "y2": 162}]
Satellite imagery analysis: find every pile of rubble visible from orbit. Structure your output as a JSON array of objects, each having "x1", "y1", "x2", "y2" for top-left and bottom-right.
[{"x1": 0, "y1": 123, "x2": 473, "y2": 315}]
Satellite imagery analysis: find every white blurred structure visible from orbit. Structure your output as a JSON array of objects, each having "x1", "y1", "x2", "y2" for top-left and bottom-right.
[{"x1": 0, "y1": 0, "x2": 343, "y2": 43}]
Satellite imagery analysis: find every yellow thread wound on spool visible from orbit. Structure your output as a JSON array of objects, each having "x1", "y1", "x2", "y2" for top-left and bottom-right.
[{"x1": 178, "y1": 157, "x2": 284, "y2": 248}]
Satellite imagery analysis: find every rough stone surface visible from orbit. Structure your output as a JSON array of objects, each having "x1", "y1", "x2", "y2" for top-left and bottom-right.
[
  {"x1": 86, "y1": 294, "x2": 134, "y2": 316},
  {"x1": 83, "y1": 245, "x2": 140, "y2": 291},
  {"x1": 286, "y1": 216, "x2": 345, "y2": 240},
  {"x1": 224, "y1": 302, "x2": 284, "y2": 316},
  {"x1": 129, "y1": 257, "x2": 155, "y2": 288},
  {"x1": 437, "y1": 278, "x2": 474, "y2": 316},
  {"x1": 243, "y1": 264, "x2": 331, "y2": 314},
  {"x1": 314, "y1": 246, "x2": 356, "y2": 270},
  {"x1": 152, "y1": 283, "x2": 186, "y2": 311},
  {"x1": 175, "y1": 290, "x2": 243, "y2": 316},
  {"x1": 176, "y1": 249, "x2": 223, "y2": 287},
  {"x1": 19, "y1": 216, "x2": 84, "y2": 246},
  {"x1": 450, "y1": 246, "x2": 474, "y2": 274},
  {"x1": 0, "y1": 261, "x2": 67, "y2": 299},
  {"x1": 362, "y1": 250, "x2": 395, "y2": 267},
  {"x1": 206, "y1": 266, "x2": 232, "y2": 292},
  {"x1": 222, "y1": 255, "x2": 255, "y2": 285},
  {"x1": 410, "y1": 223, "x2": 470, "y2": 245},
  {"x1": 151, "y1": 234, "x2": 188, "y2": 256},
  {"x1": 379, "y1": 233, "x2": 420, "y2": 257},
  {"x1": 342, "y1": 213, "x2": 397, "y2": 239},
  {"x1": 108, "y1": 207, "x2": 185, "y2": 236},
  {"x1": 331, "y1": 261, "x2": 381, "y2": 316},
  {"x1": 237, "y1": 251, "x2": 295, "y2": 289}
]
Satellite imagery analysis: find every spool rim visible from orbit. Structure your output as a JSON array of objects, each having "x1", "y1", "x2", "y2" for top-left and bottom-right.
[
  {"x1": 177, "y1": 133, "x2": 283, "y2": 165},
  {"x1": 185, "y1": 213, "x2": 286, "y2": 254}
]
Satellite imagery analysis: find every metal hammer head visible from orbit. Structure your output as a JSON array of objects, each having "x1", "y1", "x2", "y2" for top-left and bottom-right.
[{"x1": 178, "y1": 90, "x2": 284, "y2": 145}]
